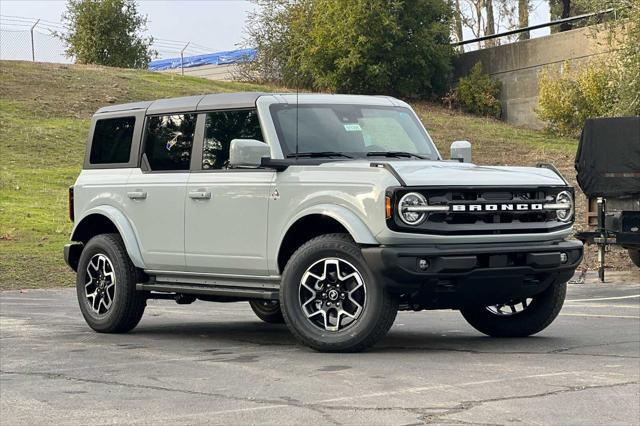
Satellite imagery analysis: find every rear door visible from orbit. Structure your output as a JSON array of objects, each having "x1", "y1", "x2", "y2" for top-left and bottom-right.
[
  {"x1": 185, "y1": 109, "x2": 274, "y2": 276},
  {"x1": 124, "y1": 113, "x2": 197, "y2": 271}
]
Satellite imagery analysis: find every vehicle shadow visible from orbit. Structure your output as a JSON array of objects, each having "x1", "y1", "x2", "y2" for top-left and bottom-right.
[
  {"x1": 132, "y1": 320, "x2": 297, "y2": 346},
  {"x1": 375, "y1": 331, "x2": 566, "y2": 355},
  {"x1": 131, "y1": 319, "x2": 569, "y2": 355}
]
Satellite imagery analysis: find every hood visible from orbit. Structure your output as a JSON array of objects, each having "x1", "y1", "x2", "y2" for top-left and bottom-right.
[{"x1": 323, "y1": 160, "x2": 567, "y2": 187}]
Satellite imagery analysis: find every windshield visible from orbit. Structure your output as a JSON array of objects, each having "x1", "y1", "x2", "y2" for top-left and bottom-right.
[{"x1": 269, "y1": 104, "x2": 439, "y2": 159}]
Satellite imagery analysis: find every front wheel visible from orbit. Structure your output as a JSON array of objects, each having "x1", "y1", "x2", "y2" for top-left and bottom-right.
[
  {"x1": 628, "y1": 249, "x2": 640, "y2": 268},
  {"x1": 280, "y1": 234, "x2": 398, "y2": 352},
  {"x1": 76, "y1": 233, "x2": 146, "y2": 333},
  {"x1": 460, "y1": 279, "x2": 567, "y2": 337}
]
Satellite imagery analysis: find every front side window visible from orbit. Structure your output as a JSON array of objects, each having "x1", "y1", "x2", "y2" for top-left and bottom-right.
[
  {"x1": 144, "y1": 114, "x2": 196, "y2": 171},
  {"x1": 89, "y1": 116, "x2": 135, "y2": 164},
  {"x1": 269, "y1": 104, "x2": 438, "y2": 159},
  {"x1": 203, "y1": 109, "x2": 263, "y2": 170}
]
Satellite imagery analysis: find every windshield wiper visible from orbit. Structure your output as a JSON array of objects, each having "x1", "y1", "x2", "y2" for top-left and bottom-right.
[
  {"x1": 366, "y1": 151, "x2": 428, "y2": 159},
  {"x1": 286, "y1": 151, "x2": 353, "y2": 158}
]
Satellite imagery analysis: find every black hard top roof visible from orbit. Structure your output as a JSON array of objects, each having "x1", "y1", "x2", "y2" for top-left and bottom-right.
[{"x1": 95, "y1": 92, "x2": 266, "y2": 115}]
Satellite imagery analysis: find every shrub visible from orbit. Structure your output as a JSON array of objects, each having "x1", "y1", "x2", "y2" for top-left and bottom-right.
[
  {"x1": 569, "y1": 0, "x2": 640, "y2": 116},
  {"x1": 612, "y1": 0, "x2": 640, "y2": 116},
  {"x1": 537, "y1": 0, "x2": 639, "y2": 135},
  {"x1": 445, "y1": 62, "x2": 501, "y2": 118},
  {"x1": 536, "y1": 61, "x2": 616, "y2": 137}
]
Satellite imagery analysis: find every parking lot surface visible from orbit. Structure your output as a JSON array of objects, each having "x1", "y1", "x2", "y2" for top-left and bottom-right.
[{"x1": 1, "y1": 277, "x2": 639, "y2": 425}]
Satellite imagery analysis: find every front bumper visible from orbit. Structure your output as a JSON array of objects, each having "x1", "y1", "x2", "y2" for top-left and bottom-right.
[{"x1": 362, "y1": 239, "x2": 583, "y2": 309}]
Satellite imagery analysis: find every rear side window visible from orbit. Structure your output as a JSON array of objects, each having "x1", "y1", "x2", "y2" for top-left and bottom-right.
[
  {"x1": 144, "y1": 114, "x2": 197, "y2": 171},
  {"x1": 89, "y1": 117, "x2": 135, "y2": 164}
]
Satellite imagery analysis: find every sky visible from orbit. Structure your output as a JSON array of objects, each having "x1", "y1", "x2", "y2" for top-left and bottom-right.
[
  {"x1": 0, "y1": 0, "x2": 552, "y2": 61},
  {"x1": 0, "y1": 0, "x2": 259, "y2": 59}
]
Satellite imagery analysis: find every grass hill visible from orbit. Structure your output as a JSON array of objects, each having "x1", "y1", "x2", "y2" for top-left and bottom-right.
[{"x1": 0, "y1": 61, "x2": 631, "y2": 290}]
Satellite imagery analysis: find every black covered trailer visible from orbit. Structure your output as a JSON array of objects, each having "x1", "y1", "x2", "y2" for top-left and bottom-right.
[{"x1": 575, "y1": 116, "x2": 640, "y2": 280}]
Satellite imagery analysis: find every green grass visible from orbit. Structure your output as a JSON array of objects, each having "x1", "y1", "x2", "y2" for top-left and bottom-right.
[
  {"x1": 0, "y1": 61, "x2": 277, "y2": 290},
  {"x1": 0, "y1": 60, "x2": 615, "y2": 291}
]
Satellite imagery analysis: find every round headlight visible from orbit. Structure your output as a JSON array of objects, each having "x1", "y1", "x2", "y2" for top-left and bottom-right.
[
  {"x1": 555, "y1": 190, "x2": 573, "y2": 222},
  {"x1": 399, "y1": 192, "x2": 427, "y2": 225}
]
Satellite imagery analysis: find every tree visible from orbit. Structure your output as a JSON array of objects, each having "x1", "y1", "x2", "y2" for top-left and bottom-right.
[
  {"x1": 242, "y1": 0, "x2": 454, "y2": 98},
  {"x1": 518, "y1": 0, "x2": 530, "y2": 40},
  {"x1": 451, "y1": 0, "x2": 465, "y2": 43},
  {"x1": 453, "y1": 0, "x2": 502, "y2": 49},
  {"x1": 239, "y1": 0, "x2": 312, "y2": 86},
  {"x1": 495, "y1": 0, "x2": 519, "y2": 42},
  {"x1": 484, "y1": 0, "x2": 496, "y2": 46},
  {"x1": 548, "y1": 0, "x2": 589, "y2": 32},
  {"x1": 460, "y1": 0, "x2": 485, "y2": 41},
  {"x1": 58, "y1": 0, "x2": 154, "y2": 68},
  {"x1": 557, "y1": 0, "x2": 572, "y2": 31}
]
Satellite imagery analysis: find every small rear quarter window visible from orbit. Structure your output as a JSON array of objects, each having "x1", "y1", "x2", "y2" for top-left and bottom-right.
[{"x1": 89, "y1": 117, "x2": 136, "y2": 164}]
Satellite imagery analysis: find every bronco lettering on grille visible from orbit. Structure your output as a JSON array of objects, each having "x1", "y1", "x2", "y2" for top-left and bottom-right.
[{"x1": 450, "y1": 203, "x2": 543, "y2": 212}]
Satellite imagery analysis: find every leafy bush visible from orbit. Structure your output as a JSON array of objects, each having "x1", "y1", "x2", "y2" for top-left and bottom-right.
[
  {"x1": 536, "y1": 61, "x2": 615, "y2": 137},
  {"x1": 444, "y1": 62, "x2": 501, "y2": 118},
  {"x1": 240, "y1": 0, "x2": 454, "y2": 98},
  {"x1": 612, "y1": 0, "x2": 640, "y2": 116},
  {"x1": 537, "y1": 0, "x2": 639, "y2": 136}
]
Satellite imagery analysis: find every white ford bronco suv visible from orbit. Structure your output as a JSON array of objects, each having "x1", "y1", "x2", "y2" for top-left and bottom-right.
[{"x1": 65, "y1": 93, "x2": 583, "y2": 352}]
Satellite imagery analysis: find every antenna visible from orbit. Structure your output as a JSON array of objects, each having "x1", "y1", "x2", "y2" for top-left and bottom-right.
[{"x1": 295, "y1": 72, "x2": 299, "y2": 160}]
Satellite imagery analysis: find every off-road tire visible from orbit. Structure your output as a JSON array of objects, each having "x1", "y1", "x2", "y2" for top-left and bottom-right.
[
  {"x1": 280, "y1": 233, "x2": 398, "y2": 352},
  {"x1": 460, "y1": 279, "x2": 567, "y2": 337},
  {"x1": 76, "y1": 233, "x2": 146, "y2": 333},
  {"x1": 249, "y1": 300, "x2": 285, "y2": 324},
  {"x1": 628, "y1": 249, "x2": 640, "y2": 268}
]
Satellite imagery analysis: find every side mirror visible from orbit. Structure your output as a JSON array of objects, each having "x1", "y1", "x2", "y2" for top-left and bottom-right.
[
  {"x1": 450, "y1": 140, "x2": 472, "y2": 163},
  {"x1": 228, "y1": 139, "x2": 270, "y2": 168}
]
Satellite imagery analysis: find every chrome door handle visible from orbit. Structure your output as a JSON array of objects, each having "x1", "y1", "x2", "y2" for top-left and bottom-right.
[
  {"x1": 127, "y1": 191, "x2": 147, "y2": 200},
  {"x1": 189, "y1": 191, "x2": 211, "y2": 200}
]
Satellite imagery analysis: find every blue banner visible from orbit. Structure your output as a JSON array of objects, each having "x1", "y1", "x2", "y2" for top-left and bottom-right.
[{"x1": 149, "y1": 48, "x2": 256, "y2": 71}]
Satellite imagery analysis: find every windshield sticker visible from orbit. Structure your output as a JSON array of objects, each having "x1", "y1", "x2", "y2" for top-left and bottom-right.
[{"x1": 344, "y1": 123, "x2": 362, "y2": 132}]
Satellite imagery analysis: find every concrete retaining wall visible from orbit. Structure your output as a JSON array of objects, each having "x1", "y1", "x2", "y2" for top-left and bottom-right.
[{"x1": 454, "y1": 25, "x2": 616, "y2": 129}]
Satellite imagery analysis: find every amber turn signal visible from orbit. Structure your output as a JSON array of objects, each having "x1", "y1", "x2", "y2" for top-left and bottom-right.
[{"x1": 385, "y1": 196, "x2": 392, "y2": 219}]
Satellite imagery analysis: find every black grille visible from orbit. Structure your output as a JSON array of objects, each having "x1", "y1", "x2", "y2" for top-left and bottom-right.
[{"x1": 389, "y1": 186, "x2": 572, "y2": 235}]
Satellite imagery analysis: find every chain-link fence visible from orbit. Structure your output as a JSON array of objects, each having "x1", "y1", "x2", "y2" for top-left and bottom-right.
[
  {"x1": 1, "y1": 15, "x2": 224, "y2": 66},
  {"x1": 0, "y1": 16, "x2": 70, "y2": 63}
]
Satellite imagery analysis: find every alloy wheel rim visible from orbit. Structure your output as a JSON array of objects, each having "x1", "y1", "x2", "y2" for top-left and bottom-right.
[
  {"x1": 298, "y1": 257, "x2": 366, "y2": 332},
  {"x1": 85, "y1": 254, "x2": 116, "y2": 315},
  {"x1": 485, "y1": 298, "x2": 533, "y2": 316}
]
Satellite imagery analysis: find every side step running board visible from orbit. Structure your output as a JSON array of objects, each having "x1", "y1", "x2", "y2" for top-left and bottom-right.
[{"x1": 136, "y1": 283, "x2": 278, "y2": 300}]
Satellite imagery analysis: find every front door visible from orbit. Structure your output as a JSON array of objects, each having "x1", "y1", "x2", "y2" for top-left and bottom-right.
[
  {"x1": 124, "y1": 113, "x2": 197, "y2": 271},
  {"x1": 185, "y1": 109, "x2": 274, "y2": 276}
]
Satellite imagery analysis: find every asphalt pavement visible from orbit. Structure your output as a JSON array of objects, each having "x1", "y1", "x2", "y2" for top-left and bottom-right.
[{"x1": 1, "y1": 275, "x2": 639, "y2": 425}]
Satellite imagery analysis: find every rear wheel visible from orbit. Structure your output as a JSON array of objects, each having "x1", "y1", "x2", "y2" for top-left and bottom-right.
[
  {"x1": 460, "y1": 279, "x2": 567, "y2": 337},
  {"x1": 280, "y1": 234, "x2": 398, "y2": 352},
  {"x1": 628, "y1": 249, "x2": 640, "y2": 268},
  {"x1": 249, "y1": 300, "x2": 285, "y2": 324},
  {"x1": 76, "y1": 234, "x2": 146, "y2": 333}
]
